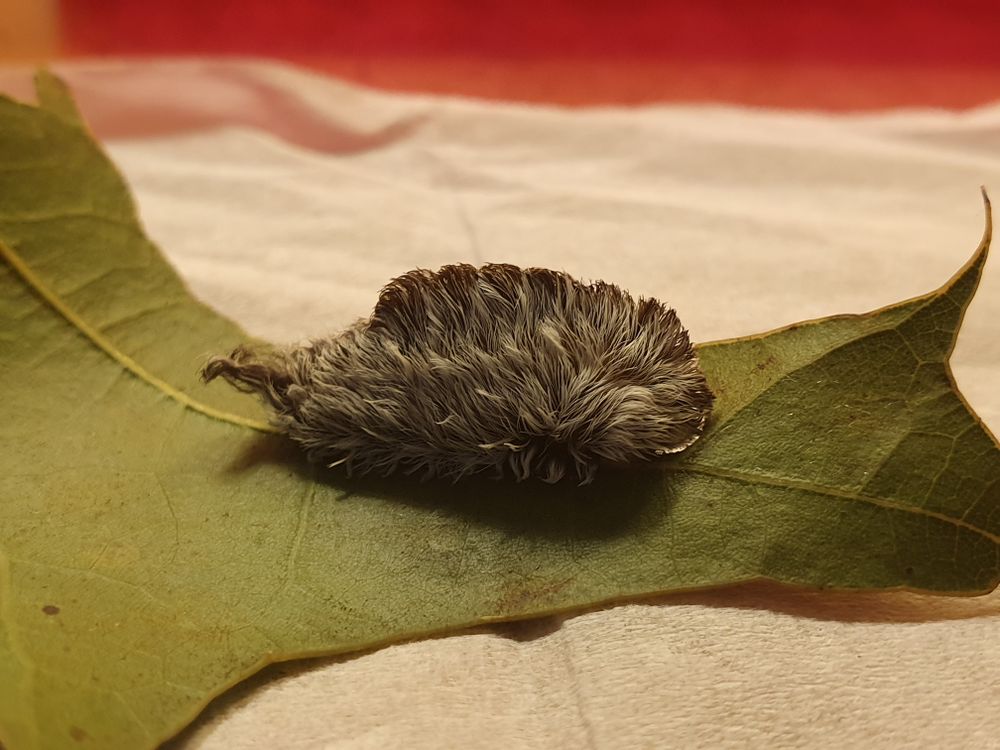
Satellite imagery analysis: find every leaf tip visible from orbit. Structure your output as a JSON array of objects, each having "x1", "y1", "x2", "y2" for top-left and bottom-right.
[
  {"x1": 980, "y1": 185, "x2": 992, "y2": 247},
  {"x1": 33, "y1": 67, "x2": 83, "y2": 125},
  {"x1": 941, "y1": 188, "x2": 993, "y2": 300}
]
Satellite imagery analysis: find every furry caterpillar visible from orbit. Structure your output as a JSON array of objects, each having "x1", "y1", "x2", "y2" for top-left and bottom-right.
[{"x1": 202, "y1": 263, "x2": 714, "y2": 484}]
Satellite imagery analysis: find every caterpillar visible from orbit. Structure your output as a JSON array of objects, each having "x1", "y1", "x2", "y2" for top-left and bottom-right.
[{"x1": 202, "y1": 263, "x2": 713, "y2": 484}]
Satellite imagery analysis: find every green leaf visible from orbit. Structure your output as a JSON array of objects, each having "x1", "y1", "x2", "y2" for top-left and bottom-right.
[{"x1": 1, "y1": 72, "x2": 998, "y2": 750}]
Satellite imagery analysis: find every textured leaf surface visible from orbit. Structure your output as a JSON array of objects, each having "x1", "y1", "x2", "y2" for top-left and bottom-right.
[{"x1": 1, "y1": 74, "x2": 999, "y2": 750}]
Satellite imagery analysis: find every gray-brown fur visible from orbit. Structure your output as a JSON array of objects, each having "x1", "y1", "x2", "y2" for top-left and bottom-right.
[{"x1": 202, "y1": 263, "x2": 714, "y2": 484}]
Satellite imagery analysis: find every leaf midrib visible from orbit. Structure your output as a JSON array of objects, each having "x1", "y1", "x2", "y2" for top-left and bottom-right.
[
  {"x1": 4, "y1": 232, "x2": 996, "y2": 547},
  {"x1": 0, "y1": 239, "x2": 278, "y2": 435},
  {"x1": 680, "y1": 461, "x2": 999, "y2": 544}
]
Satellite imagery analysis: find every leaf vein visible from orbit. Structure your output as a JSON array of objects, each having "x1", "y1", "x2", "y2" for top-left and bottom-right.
[
  {"x1": 678, "y1": 462, "x2": 1000, "y2": 544},
  {"x1": 0, "y1": 239, "x2": 279, "y2": 435}
]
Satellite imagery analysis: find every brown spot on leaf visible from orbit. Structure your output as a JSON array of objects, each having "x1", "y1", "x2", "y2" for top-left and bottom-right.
[
  {"x1": 69, "y1": 726, "x2": 88, "y2": 742},
  {"x1": 754, "y1": 355, "x2": 777, "y2": 372},
  {"x1": 42, "y1": 604, "x2": 60, "y2": 615}
]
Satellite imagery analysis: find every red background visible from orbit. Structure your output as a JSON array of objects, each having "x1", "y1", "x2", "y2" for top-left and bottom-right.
[{"x1": 59, "y1": 0, "x2": 1000, "y2": 109}]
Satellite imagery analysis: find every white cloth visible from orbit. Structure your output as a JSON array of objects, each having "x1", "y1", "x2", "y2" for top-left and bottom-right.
[{"x1": 4, "y1": 60, "x2": 998, "y2": 749}]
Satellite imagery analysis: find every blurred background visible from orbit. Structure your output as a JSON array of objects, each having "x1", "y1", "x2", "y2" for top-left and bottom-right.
[{"x1": 2, "y1": 0, "x2": 1000, "y2": 109}]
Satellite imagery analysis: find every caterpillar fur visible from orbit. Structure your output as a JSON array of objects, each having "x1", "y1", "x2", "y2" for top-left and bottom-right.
[{"x1": 202, "y1": 263, "x2": 714, "y2": 484}]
